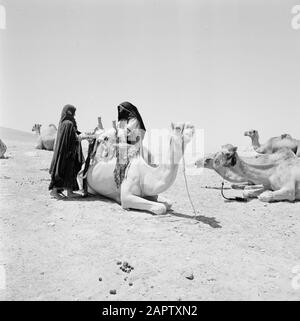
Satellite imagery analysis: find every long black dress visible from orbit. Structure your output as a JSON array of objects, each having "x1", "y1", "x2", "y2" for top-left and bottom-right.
[{"x1": 49, "y1": 105, "x2": 84, "y2": 191}]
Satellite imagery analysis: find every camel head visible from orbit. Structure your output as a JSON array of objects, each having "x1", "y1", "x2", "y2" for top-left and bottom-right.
[
  {"x1": 170, "y1": 122, "x2": 195, "y2": 147},
  {"x1": 213, "y1": 144, "x2": 238, "y2": 168},
  {"x1": 32, "y1": 124, "x2": 42, "y2": 135},
  {"x1": 281, "y1": 133, "x2": 292, "y2": 139},
  {"x1": 195, "y1": 153, "x2": 215, "y2": 169},
  {"x1": 244, "y1": 129, "x2": 258, "y2": 139}
]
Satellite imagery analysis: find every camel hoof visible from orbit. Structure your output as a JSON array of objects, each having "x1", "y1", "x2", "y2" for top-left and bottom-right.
[
  {"x1": 160, "y1": 200, "x2": 172, "y2": 210},
  {"x1": 258, "y1": 191, "x2": 273, "y2": 202},
  {"x1": 151, "y1": 203, "x2": 167, "y2": 215}
]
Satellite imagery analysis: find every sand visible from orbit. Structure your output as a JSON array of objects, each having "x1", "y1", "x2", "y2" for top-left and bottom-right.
[{"x1": 0, "y1": 127, "x2": 299, "y2": 301}]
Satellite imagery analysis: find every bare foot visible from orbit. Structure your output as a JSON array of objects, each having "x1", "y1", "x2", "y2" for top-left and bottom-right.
[
  {"x1": 50, "y1": 190, "x2": 65, "y2": 200},
  {"x1": 66, "y1": 191, "x2": 81, "y2": 198}
]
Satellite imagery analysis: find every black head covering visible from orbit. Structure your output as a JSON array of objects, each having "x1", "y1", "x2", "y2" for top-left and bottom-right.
[
  {"x1": 59, "y1": 104, "x2": 77, "y2": 127},
  {"x1": 58, "y1": 104, "x2": 81, "y2": 134},
  {"x1": 117, "y1": 102, "x2": 146, "y2": 132}
]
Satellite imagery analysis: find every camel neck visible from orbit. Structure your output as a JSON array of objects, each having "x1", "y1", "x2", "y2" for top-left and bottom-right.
[
  {"x1": 235, "y1": 157, "x2": 273, "y2": 186},
  {"x1": 251, "y1": 135, "x2": 260, "y2": 149},
  {"x1": 152, "y1": 137, "x2": 183, "y2": 193}
]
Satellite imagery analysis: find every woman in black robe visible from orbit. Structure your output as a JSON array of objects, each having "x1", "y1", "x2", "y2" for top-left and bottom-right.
[
  {"x1": 117, "y1": 101, "x2": 146, "y2": 144},
  {"x1": 114, "y1": 102, "x2": 150, "y2": 187},
  {"x1": 49, "y1": 104, "x2": 84, "y2": 199}
]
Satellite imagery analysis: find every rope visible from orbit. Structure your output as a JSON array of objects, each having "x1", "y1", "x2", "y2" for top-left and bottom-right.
[
  {"x1": 181, "y1": 135, "x2": 198, "y2": 219},
  {"x1": 221, "y1": 181, "x2": 248, "y2": 202}
]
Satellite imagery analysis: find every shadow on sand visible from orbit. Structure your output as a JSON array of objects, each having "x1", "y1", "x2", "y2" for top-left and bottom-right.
[
  {"x1": 61, "y1": 194, "x2": 116, "y2": 203},
  {"x1": 59, "y1": 194, "x2": 222, "y2": 228},
  {"x1": 167, "y1": 210, "x2": 222, "y2": 228}
]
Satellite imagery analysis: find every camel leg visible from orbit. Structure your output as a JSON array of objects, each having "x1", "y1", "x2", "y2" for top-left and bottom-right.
[
  {"x1": 231, "y1": 183, "x2": 250, "y2": 190},
  {"x1": 121, "y1": 193, "x2": 167, "y2": 215},
  {"x1": 258, "y1": 187, "x2": 296, "y2": 202},
  {"x1": 243, "y1": 186, "x2": 266, "y2": 199},
  {"x1": 244, "y1": 184, "x2": 264, "y2": 190}
]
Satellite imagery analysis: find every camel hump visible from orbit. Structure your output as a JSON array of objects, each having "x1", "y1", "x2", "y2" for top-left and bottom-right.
[{"x1": 48, "y1": 124, "x2": 57, "y2": 130}]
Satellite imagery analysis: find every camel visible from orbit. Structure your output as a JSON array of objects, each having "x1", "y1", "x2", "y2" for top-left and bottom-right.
[
  {"x1": 0, "y1": 139, "x2": 7, "y2": 158},
  {"x1": 215, "y1": 144, "x2": 300, "y2": 202},
  {"x1": 195, "y1": 153, "x2": 252, "y2": 186},
  {"x1": 85, "y1": 122, "x2": 195, "y2": 214},
  {"x1": 195, "y1": 150, "x2": 292, "y2": 186},
  {"x1": 32, "y1": 124, "x2": 57, "y2": 151},
  {"x1": 244, "y1": 129, "x2": 300, "y2": 155}
]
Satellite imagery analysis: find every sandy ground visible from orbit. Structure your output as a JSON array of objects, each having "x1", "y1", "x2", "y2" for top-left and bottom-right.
[{"x1": 0, "y1": 128, "x2": 299, "y2": 301}]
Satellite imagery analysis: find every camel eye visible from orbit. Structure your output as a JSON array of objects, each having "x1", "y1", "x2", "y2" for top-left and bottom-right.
[{"x1": 104, "y1": 136, "x2": 108, "y2": 141}]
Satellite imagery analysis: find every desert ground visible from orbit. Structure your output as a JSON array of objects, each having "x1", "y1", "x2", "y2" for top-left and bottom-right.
[{"x1": 0, "y1": 127, "x2": 299, "y2": 301}]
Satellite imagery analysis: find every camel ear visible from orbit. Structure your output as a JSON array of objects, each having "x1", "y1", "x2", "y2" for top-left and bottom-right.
[{"x1": 171, "y1": 122, "x2": 175, "y2": 130}]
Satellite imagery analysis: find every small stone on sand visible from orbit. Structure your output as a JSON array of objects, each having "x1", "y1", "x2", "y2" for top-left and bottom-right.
[{"x1": 185, "y1": 273, "x2": 194, "y2": 280}]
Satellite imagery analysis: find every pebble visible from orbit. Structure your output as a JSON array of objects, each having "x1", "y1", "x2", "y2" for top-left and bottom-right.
[
  {"x1": 98, "y1": 277, "x2": 102, "y2": 282},
  {"x1": 185, "y1": 273, "x2": 194, "y2": 280},
  {"x1": 109, "y1": 289, "x2": 117, "y2": 295}
]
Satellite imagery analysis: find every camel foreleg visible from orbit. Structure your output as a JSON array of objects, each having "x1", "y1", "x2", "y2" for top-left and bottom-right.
[
  {"x1": 121, "y1": 193, "x2": 167, "y2": 215},
  {"x1": 144, "y1": 195, "x2": 173, "y2": 210},
  {"x1": 243, "y1": 186, "x2": 266, "y2": 199},
  {"x1": 258, "y1": 187, "x2": 296, "y2": 202}
]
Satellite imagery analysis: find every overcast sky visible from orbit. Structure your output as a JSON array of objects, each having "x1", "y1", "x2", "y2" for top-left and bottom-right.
[{"x1": 0, "y1": 0, "x2": 299, "y2": 153}]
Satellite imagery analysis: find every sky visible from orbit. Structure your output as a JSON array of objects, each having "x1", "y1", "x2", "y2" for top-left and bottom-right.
[{"x1": 0, "y1": 0, "x2": 299, "y2": 153}]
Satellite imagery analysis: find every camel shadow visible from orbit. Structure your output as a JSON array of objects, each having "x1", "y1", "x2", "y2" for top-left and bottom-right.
[
  {"x1": 167, "y1": 210, "x2": 222, "y2": 228},
  {"x1": 61, "y1": 194, "x2": 116, "y2": 203}
]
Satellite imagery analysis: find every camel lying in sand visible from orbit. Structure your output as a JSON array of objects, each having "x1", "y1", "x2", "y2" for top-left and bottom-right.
[
  {"x1": 85, "y1": 123, "x2": 195, "y2": 214},
  {"x1": 195, "y1": 150, "x2": 292, "y2": 187},
  {"x1": 32, "y1": 124, "x2": 57, "y2": 151},
  {"x1": 195, "y1": 153, "x2": 253, "y2": 188},
  {"x1": 244, "y1": 129, "x2": 300, "y2": 156},
  {"x1": 0, "y1": 139, "x2": 7, "y2": 158},
  {"x1": 215, "y1": 144, "x2": 300, "y2": 202}
]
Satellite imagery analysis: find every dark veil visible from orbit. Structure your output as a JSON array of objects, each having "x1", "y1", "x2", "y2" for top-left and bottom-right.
[
  {"x1": 59, "y1": 104, "x2": 80, "y2": 134},
  {"x1": 117, "y1": 102, "x2": 146, "y2": 132}
]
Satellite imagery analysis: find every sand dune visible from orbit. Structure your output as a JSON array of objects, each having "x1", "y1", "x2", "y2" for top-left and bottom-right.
[{"x1": 0, "y1": 127, "x2": 299, "y2": 301}]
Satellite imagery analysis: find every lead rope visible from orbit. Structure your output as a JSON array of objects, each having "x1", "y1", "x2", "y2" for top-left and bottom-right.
[
  {"x1": 221, "y1": 180, "x2": 248, "y2": 202},
  {"x1": 181, "y1": 135, "x2": 198, "y2": 220}
]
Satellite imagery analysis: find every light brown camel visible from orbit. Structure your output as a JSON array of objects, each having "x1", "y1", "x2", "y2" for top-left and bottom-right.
[
  {"x1": 195, "y1": 149, "x2": 293, "y2": 185},
  {"x1": 215, "y1": 144, "x2": 300, "y2": 202},
  {"x1": 0, "y1": 139, "x2": 7, "y2": 158},
  {"x1": 32, "y1": 124, "x2": 57, "y2": 151},
  {"x1": 195, "y1": 153, "x2": 253, "y2": 187},
  {"x1": 86, "y1": 122, "x2": 195, "y2": 214},
  {"x1": 244, "y1": 129, "x2": 300, "y2": 155}
]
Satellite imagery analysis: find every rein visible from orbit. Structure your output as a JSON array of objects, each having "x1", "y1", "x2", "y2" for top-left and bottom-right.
[
  {"x1": 181, "y1": 125, "x2": 199, "y2": 220},
  {"x1": 221, "y1": 181, "x2": 248, "y2": 202}
]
